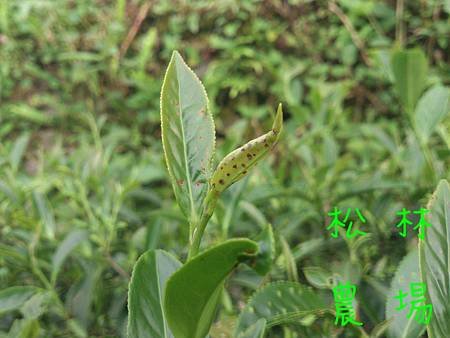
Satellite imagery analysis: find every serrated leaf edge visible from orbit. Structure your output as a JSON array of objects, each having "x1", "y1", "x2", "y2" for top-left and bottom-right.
[{"x1": 159, "y1": 50, "x2": 216, "y2": 220}]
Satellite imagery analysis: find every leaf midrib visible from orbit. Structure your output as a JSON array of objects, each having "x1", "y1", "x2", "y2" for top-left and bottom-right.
[
  {"x1": 175, "y1": 57, "x2": 196, "y2": 223},
  {"x1": 155, "y1": 252, "x2": 168, "y2": 338}
]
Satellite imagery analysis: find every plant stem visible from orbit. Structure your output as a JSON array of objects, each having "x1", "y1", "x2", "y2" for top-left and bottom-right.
[
  {"x1": 187, "y1": 190, "x2": 218, "y2": 260},
  {"x1": 396, "y1": 0, "x2": 405, "y2": 47}
]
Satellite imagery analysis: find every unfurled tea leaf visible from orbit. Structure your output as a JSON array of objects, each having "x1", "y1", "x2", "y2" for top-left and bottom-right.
[
  {"x1": 164, "y1": 239, "x2": 258, "y2": 338},
  {"x1": 160, "y1": 51, "x2": 215, "y2": 224},
  {"x1": 391, "y1": 48, "x2": 428, "y2": 113},
  {"x1": 419, "y1": 180, "x2": 450, "y2": 338},
  {"x1": 128, "y1": 250, "x2": 181, "y2": 338},
  {"x1": 414, "y1": 85, "x2": 449, "y2": 143},
  {"x1": 385, "y1": 248, "x2": 424, "y2": 338}
]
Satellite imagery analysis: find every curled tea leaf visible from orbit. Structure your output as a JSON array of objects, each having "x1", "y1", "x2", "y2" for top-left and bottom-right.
[
  {"x1": 210, "y1": 104, "x2": 283, "y2": 194},
  {"x1": 188, "y1": 104, "x2": 283, "y2": 259}
]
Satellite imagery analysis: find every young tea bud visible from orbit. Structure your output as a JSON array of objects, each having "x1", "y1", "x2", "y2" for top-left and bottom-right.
[{"x1": 210, "y1": 104, "x2": 283, "y2": 194}]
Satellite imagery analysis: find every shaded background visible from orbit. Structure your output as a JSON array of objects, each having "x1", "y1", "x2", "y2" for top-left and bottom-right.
[{"x1": 0, "y1": 0, "x2": 449, "y2": 337}]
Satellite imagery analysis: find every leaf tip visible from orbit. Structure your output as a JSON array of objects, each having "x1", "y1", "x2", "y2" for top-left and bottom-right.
[
  {"x1": 272, "y1": 103, "x2": 283, "y2": 136},
  {"x1": 172, "y1": 49, "x2": 181, "y2": 58}
]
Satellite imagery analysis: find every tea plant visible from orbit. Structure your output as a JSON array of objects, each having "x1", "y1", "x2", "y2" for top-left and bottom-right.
[
  {"x1": 127, "y1": 51, "x2": 286, "y2": 338},
  {"x1": 1, "y1": 1, "x2": 449, "y2": 337},
  {"x1": 127, "y1": 52, "x2": 450, "y2": 338},
  {"x1": 127, "y1": 52, "x2": 337, "y2": 338}
]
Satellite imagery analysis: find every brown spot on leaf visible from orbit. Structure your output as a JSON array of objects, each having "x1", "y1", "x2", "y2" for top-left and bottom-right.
[
  {"x1": 243, "y1": 170, "x2": 247, "y2": 174},
  {"x1": 246, "y1": 153, "x2": 253, "y2": 160},
  {"x1": 241, "y1": 164, "x2": 246, "y2": 168},
  {"x1": 177, "y1": 179, "x2": 184, "y2": 186},
  {"x1": 219, "y1": 179, "x2": 225, "y2": 185},
  {"x1": 227, "y1": 173, "x2": 230, "y2": 176},
  {"x1": 233, "y1": 164, "x2": 237, "y2": 169}
]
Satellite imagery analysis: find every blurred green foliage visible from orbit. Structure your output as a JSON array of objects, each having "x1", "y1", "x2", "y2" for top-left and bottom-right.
[{"x1": 0, "y1": 0, "x2": 449, "y2": 337}]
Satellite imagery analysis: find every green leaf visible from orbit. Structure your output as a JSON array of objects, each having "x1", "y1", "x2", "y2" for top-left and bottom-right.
[
  {"x1": 419, "y1": 179, "x2": 450, "y2": 338},
  {"x1": 0, "y1": 286, "x2": 39, "y2": 316},
  {"x1": 303, "y1": 267, "x2": 335, "y2": 289},
  {"x1": 164, "y1": 239, "x2": 258, "y2": 338},
  {"x1": 234, "y1": 281, "x2": 329, "y2": 335},
  {"x1": 7, "y1": 319, "x2": 40, "y2": 338},
  {"x1": 9, "y1": 133, "x2": 30, "y2": 172},
  {"x1": 33, "y1": 191, "x2": 56, "y2": 239},
  {"x1": 414, "y1": 85, "x2": 449, "y2": 143},
  {"x1": 67, "y1": 263, "x2": 101, "y2": 328},
  {"x1": 252, "y1": 224, "x2": 274, "y2": 276},
  {"x1": 160, "y1": 51, "x2": 215, "y2": 225},
  {"x1": 235, "y1": 318, "x2": 266, "y2": 338},
  {"x1": 391, "y1": 48, "x2": 428, "y2": 112},
  {"x1": 8, "y1": 103, "x2": 50, "y2": 124},
  {"x1": 280, "y1": 236, "x2": 298, "y2": 282},
  {"x1": 210, "y1": 104, "x2": 282, "y2": 194},
  {"x1": 385, "y1": 248, "x2": 425, "y2": 338},
  {"x1": 370, "y1": 319, "x2": 393, "y2": 338},
  {"x1": 127, "y1": 249, "x2": 181, "y2": 338},
  {"x1": 445, "y1": 0, "x2": 450, "y2": 14},
  {"x1": 51, "y1": 229, "x2": 89, "y2": 284},
  {"x1": 20, "y1": 291, "x2": 51, "y2": 320}
]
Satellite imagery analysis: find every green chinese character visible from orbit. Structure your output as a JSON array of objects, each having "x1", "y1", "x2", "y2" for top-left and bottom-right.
[
  {"x1": 346, "y1": 208, "x2": 367, "y2": 238},
  {"x1": 332, "y1": 282, "x2": 363, "y2": 327},
  {"x1": 393, "y1": 289, "x2": 408, "y2": 311},
  {"x1": 413, "y1": 208, "x2": 431, "y2": 240},
  {"x1": 395, "y1": 208, "x2": 412, "y2": 237},
  {"x1": 408, "y1": 282, "x2": 432, "y2": 325},
  {"x1": 394, "y1": 282, "x2": 433, "y2": 325},
  {"x1": 327, "y1": 207, "x2": 346, "y2": 238},
  {"x1": 327, "y1": 208, "x2": 367, "y2": 238}
]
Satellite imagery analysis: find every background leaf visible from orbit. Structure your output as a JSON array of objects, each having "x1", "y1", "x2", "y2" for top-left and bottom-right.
[
  {"x1": 9, "y1": 132, "x2": 30, "y2": 172},
  {"x1": 303, "y1": 267, "x2": 335, "y2": 290},
  {"x1": 391, "y1": 48, "x2": 428, "y2": 113},
  {"x1": 385, "y1": 248, "x2": 425, "y2": 338},
  {"x1": 234, "y1": 281, "x2": 329, "y2": 335},
  {"x1": 414, "y1": 85, "x2": 450, "y2": 143},
  {"x1": 280, "y1": 236, "x2": 298, "y2": 282},
  {"x1": 252, "y1": 223, "x2": 274, "y2": 276},
  {"x1": 127, "y1": 249, "x2": 181, "y2": 338},
  {"x1": 160, "y1": 51, "x2": 215, "y2": 224},
  {"x1": 419, "y1": 179, "x2": 450, "y2": 338},
  {"x1": 0, "y1": 286, "x2": 40, "y2": 316},
  {"x1": 6, "y1": 318, "x2": 40, "y2": 338},
  {"x1": 235, "y1": 318, "x2": 266, "y2": 338},
  {"x1": 51, "y1": 229, "x2": 89, "y2": 284},
  {"x1": 164, "y1": 239, "x2": 258, "y2": 338}
]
